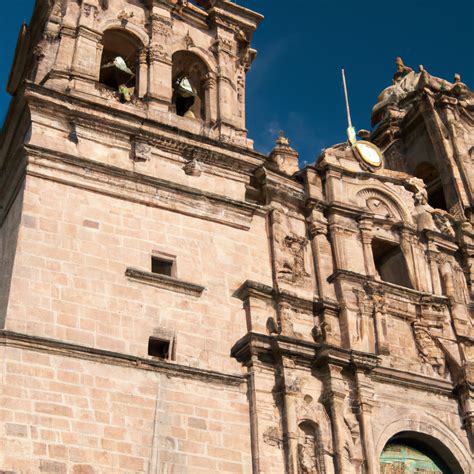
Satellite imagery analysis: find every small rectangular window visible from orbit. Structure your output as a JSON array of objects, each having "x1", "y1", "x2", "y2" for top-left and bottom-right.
[
  {"x1": 151, "y1": 256, "x2": 173, "y2": 276},
  {"x1": 148, "y1": 337, "x2": 171, "y2": 360}
]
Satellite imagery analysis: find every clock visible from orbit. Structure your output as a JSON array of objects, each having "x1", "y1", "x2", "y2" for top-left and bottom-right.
[{"x1": 353, "y1": 140, "x2": 384, "y2": 170}]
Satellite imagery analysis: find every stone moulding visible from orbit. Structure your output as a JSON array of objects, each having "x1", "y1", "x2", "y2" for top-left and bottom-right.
[
  {"x1": 125, "y1": 267, "x2": 206, "y2": 297},
  {"x1": 0, "y1": 330, "x2": 244, "y2": 386},
  {"x1": 25, "y1": 144, "x2": 259, "y2": 230}
]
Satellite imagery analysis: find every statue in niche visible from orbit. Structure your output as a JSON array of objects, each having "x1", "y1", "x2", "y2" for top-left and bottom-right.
[
  {"x1": 412, "y1": 322, "x2": 446, "y2": 376},
  {"x1": 297, "y1": 422, "x2": 322, "y2": 474},
  {"x1": 272, "y1": 209, "x2": 310, "y2": 284}
]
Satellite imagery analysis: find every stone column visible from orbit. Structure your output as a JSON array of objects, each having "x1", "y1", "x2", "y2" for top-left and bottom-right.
[
  {"x1": 308, "y1": 204, "x2": 328, "y2": 300},
  {"x1": 137, "y1": 47, "x2": 148, "y2": 98},
  {"x1": 202, "y1": 72, "x2": 217, "y2": 124},
  {"x1": 359, "y1": 215, "x2": 376, "y2": 277},
  {"x1": 426, "y1": 239, "x2": 443, "y2": 295},
  {"x1": 399, "y1": 227, "x2": 419, "y2": 290},
  {"x1": 353, "y1": 366, "x2": 377, "y2": 474},
  {"x1": 280, "y1": 357, "x2": 300, "y2": 474},
  {"x1": 324, "y1": 364, "x2": 350, "y2": 473},
  {"x1": 147, "y1": 11, "x2": 173, "y2": 110}
]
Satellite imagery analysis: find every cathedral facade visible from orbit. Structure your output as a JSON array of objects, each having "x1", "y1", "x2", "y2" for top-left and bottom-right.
[{"x1": 0, "y1": 1, "x2": 473, "y2": 473}]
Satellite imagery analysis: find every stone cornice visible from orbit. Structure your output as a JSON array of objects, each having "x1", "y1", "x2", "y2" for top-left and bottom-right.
[
  {"x1": 24, "y1": 83, "x2": 267, "y2": 177},
  {"x1": 0, "y1": 330, "x2": 245, "y2": 387},
  {"x1": 231, "y1": 333, "x2": 456, "y2": 396},
  {"x1": 125, "y1": 267, "x2": 206, "y2": 297},
  {"x1": 25, "y1": 144, "x2": 259, "y2": 230},
  {"x1": 233, "y1": 280, "x2": 340, "y2": 314},
  {"x1": 372, "y1": 366, "x2": 455, "y2": 397},
  {"x1": 314, "y1": 161, "x2": 420, "y2": 195},
  {"x1": 327, "y1": 269, "x2": 450, "y2": 304}
]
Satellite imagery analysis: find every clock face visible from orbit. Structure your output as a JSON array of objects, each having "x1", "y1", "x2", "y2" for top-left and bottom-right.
[{"x1": 353, "y1": 141, "x2": 383, "y2": 169}]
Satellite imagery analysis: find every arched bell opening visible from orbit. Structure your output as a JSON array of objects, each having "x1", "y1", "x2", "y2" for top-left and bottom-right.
[
  {"x1": 99, "y1": 29, "x2": 144, "y2": 102},
  {"x1": 171, "y1": 51, "x2": 208, "y2": 121},
  {"x1": 415, "y1": 162, "x2": 448, "y2": 211},
  {"x1": 380, "y1": 432, "x2": 461, "y2": 473}
]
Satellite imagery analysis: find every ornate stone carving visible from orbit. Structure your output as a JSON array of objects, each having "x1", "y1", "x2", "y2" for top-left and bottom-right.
[
  {"x1": 149, "y1": 45, "x2": 169, "y2": 63},
  {"x1": 183, "y1": 158, "x2": 202, "y2": 177},
  {"x1": 342, "y1": 406, "x2": 363, "y2": 469},
  {"x1": 298, "y1": 436, "x2": 320, "y2": 473},
  {"x1": 263, "y1": 426, "x2": 282, "y2": 448},
  {"x1": 272, "y1": 209, "x2": 310, "y2": 284},
  {"x1": 83, "y1": 3, "x2": 98, "y2": 18},
  {"x1": 184, "y1": 31, "x2": 194, "y2": 49},
  {"x1": 432, "y1": 211, "x2": 455, "y2": 238},
  {"x1": 151, "y1": 15, "x2": 173, "y2": 37},
  {"x1": 131, "y1": 138, "x2": 152, "y2": 162},
  {"x1": 202, "y1": 72, "x2": 217, "y2": 91},
  {"x1": 412, "y1": 321, "x2": 445, "y2": 376},
  {"x1": 366, "y1": 197, "x2": 393, "y2": 219}
]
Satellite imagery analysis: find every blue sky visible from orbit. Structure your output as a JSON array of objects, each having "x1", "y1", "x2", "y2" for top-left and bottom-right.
[{"x1": 1, "y1": 0, "x2": 472, "y2": 164}]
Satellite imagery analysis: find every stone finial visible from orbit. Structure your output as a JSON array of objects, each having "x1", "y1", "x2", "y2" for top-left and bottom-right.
[
  {"x1": 454, "y1": 73, "x2": 461, "y2": 83},
  {"x1": 276, "y1": 130, "x2": 290, "y2": 147},
  {"x1": 268, "y1": 132, "x2": 299, "y2": 176}
]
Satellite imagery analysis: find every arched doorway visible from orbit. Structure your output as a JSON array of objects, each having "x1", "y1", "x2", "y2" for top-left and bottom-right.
[{"x1": 380, "y1": 435, "x2": 452, "y2": 473}]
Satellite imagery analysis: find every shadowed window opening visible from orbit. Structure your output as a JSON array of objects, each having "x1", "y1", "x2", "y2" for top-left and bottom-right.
[
  {"x1": 415, "y1": 162, "x2": 448, "y2": 211},
  {"x1": 372, "y1": 239, "x2": 413, "y2": 288},
  {"x1": 172, "y1": 51, "x2": 207, "y2": 120},
  {"x1": 151, "y1": 256, "x2": 174, "y2": 277},
  {"x1": 148, "y1": 337, "x2": 170, "y2": 360},
  {"x1": 99, "y1": 29, "x2": 141, "y2": 102}
]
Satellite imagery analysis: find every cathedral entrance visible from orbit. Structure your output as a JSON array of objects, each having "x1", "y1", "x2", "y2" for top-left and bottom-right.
[{"x1": 380, "y1": 439, "x2": 450, "y2": 473}]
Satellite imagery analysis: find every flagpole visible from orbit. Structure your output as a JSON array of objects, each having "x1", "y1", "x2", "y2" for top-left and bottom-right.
[{"x1": 341, "y1": 68, "x2": 352, "y2": 129}]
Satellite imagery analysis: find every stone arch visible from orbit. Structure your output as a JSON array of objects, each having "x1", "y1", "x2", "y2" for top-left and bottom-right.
[
  {"x1": 356, "y1": 188, "x2": 413, "y2": 224},
  {"x1": 171, "y1": 50, "x2": 214, "y2": 121},
  {"x1": 99, "y1": 19, "x2": 150, "y2": 48},
  {"x1": 97, "y1": 27, "x2": 148, "y2": 100},
  {"x1": 375, "y1": 416, "x2": 472, "y2": 473}
]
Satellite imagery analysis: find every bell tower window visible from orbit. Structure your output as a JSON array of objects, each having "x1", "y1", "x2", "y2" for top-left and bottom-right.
[
  {"x1": 172, "y1": 51, "x2": 208, "y2": 120},
  {"x1": 99, "y1": 29, "x2": 142, "y2": 102},
  {"x1": 415, "y1": 162, "x2": 447, "y2": 211}
]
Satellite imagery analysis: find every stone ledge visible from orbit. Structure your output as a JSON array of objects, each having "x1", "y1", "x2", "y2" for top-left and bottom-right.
[
  {"x1": 0, "y1": 330, "x2": 244, "y2": 386},
  {"x1": 125, "y1": 267, "x2": 206, "y2": 297},
  {"x1": 25, "y1": 144, "x2": 259, "y2": 231}
]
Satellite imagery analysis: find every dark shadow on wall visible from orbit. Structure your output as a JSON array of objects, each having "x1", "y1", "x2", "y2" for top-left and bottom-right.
[{"x1": 0, "y1": 180, "x2": 24, "y2": 328}]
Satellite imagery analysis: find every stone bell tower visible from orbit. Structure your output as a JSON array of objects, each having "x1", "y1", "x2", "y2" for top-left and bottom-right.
[{"x1": 7, "y1": 0, "x2": 261, "y2": 147}]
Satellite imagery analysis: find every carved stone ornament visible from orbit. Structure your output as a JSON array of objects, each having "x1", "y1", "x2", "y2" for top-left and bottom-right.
[
  {"x1": 83, "y1": 3, "x2": 98, "y2": 18},
  {"x1": 152, "y1": 15, "x2": 172, "y2": 38},
  {"x1": 412, "y1": 321, "x2": 446, "y2": 376},
  {"x1": 183, "y1": 158, "x2": 202, "y2": 177},
  {"x1": 132, "y1": 138, "x2": 152, "y2": 162},
  {"x1": 298, "y1": 436, "x2": 320, "y2": 474},
  {"x1": 184, "y1": 31, "x2": 194, "y2": 49},
  {"x1": 263, "y1": 426, "x2": 282, "y2": 448},
  {"x1": 366, "y1": 197, "x2": 393, "y2": 219},
  {"x1": 272, "y1": 209, "x2": 310, "y2": 284}
]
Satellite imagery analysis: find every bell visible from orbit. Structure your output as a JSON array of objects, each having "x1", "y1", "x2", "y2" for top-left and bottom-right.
[{"x1": 175, "y1": 76, "x2": 196, "y2": 98}]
